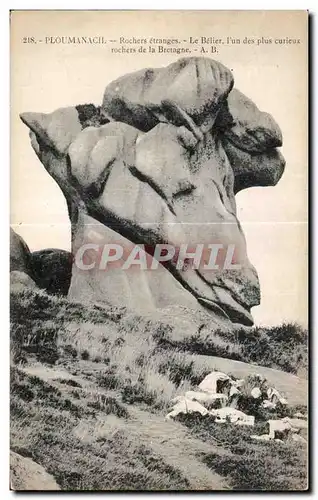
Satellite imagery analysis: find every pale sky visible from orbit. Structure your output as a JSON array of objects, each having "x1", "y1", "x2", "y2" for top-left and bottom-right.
[{"x1": 10, "y1": 11, "x2": 308, "y2": 327}]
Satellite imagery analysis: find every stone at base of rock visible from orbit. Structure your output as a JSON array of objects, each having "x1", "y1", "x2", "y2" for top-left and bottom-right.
[
  {"x1": 185, "y1": 391, "x2": 228, "y2": 408},
  {"x1": 10, "y1": 271, "x2": 38, "y2": 292},
  {"x1": 251, "y1": 434, "x2": 271, "y2": 442},
  {"x1": 10, "y1": 451, "x2": 60, "y2": 491},
  {"x1": 210, "y1": 407, "x2": 255, "y2": 426},
  {"x1": 291, "y1": 434, "x2": 307, "y2": 444},
  {"x1": 166, "y1": 398, "x2": 209, "y2": 419},
  {"x1": 31, "y1": 248, "x2": 72, "y2": 295}
]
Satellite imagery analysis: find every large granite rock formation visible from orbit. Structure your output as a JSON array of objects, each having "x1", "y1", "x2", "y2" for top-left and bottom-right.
[{"x1": 20, "y1": 57, "x2": 285, "y2": 327}]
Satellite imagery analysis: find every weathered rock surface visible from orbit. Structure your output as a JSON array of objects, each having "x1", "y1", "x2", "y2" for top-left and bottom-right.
[
  {"x1": 10, "y1": 229, "x2": 38, "y2": 292},
  {"x1": 10, "y1": 270, "x2": 37, "y2": 292},
  {"x1": 185, "y1": 354, "x2": 307, "y2": 406},
  {"x1": 31, "y1": 248, "x2": 72, "y2": 296},
  {"x1": 166, "y1": 397, "x2": 209, "y2": 419},
  {"x1": 185, "y1": 390, "x2": 228, "y2": 407},
  {"x1": 268, "y1": 418, "x2": 293, "y2": 439},
  {"x1": 19, "y1": 104, "x2": 107, "y2": 223},
  {"x1": 210, "y1": 407, "x2": 255, "y2": 426},
  {"x1": 198, "y1": 371, "x2": 231, "y2": 394},
  {"x1": 10, "y1": 451, "x2": 60, "y2": 491},
  {"x1": 10, "y1": 228, "x2": 72, "y2": 295},
  {"x1": 166, "y1": 369, "x2": 307, "y2": 439},
  {"x1": 222, "y1": 139, "x2": 285, "y2": 194},
  {"x1": 102, "y1": 57, "x2": 234, "y2": 132},
  {"x1": 10, "y1": 228, "x2": 32, "y2": 276},
  {"x1": 103, "y1": 60, "x2": 285, "y2": 194},
  {"x1": 20, "y1": 57, "x2": 285, "y2": 327},
  {"x1": 217, "y1": 88, "x2": 283, "y2": 153}
]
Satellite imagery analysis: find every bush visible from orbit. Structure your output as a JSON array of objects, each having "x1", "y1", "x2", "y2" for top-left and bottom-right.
[
  {"x1": 121, "y1": 382, "x2": 156, "y2": 406},
  {"x1": 87, "y1": 395, "x2": 129, "y2": 418}
]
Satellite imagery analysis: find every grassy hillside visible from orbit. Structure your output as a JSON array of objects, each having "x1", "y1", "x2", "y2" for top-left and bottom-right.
[{"x1": 10, "y1": 287, "x2": 308, "y2": 491}]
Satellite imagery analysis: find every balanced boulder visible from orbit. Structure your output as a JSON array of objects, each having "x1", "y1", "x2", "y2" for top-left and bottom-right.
[{"x1": 20, "y1": 57, "x2": 285, "y2": 327}]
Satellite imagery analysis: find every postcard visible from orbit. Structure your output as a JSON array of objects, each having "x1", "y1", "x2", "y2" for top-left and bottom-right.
[{"x1": 10, "y1": 10, "x2": 308, "y2": 491}]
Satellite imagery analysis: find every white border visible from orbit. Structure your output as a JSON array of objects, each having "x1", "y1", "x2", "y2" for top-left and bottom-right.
[{"x1": 2, "y1": 2, "x2": 316, "y2": 498}]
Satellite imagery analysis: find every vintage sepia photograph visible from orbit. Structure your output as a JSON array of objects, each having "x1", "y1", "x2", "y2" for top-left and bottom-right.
[{"x1": 10, "y1": 10, "x2": 308, "y2": 491}]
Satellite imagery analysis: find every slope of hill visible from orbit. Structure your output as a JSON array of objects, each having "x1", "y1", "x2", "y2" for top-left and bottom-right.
[{"x1": 10, "y1": 287, "x2": 308, "y2": 491}]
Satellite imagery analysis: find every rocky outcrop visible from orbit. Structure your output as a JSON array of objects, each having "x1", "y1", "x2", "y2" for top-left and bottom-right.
[
  {"x1": 10, "y1": 229, "x2": 38, "y2": 293},
  {"x1": 20, "y1": 57, "x2": 285, "y2": 327},
  {"x1": 166, "y1": 369, "x2": 307, "y2": 443},
  {"x1": 31, "y1": 248, "x2": 72, "y2": 296},
  {"x1": 10, "y1": 228, "x2": 32, "y2": 276},
  {"x1": 10, "y1": 228, "x2": 72, "y2": 295},
  {"x1": 10, "y1": 227, "x2": 73, "y2": 295},
  {"x1": 102, "y1": 58, "x2": 234, "y2": 132},
  {"x1": 10, "y1": 451, "x2": 60, "y2": 490},
  {"x1": 10, "y1": 270, "x2": 37, "y2": 292}
]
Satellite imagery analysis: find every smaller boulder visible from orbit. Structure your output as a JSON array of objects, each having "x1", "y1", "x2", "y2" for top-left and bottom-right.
[
  {"x1": 268, "y1": 419, "x2": 292, "y2": 440},
  {"x1": 10, "y1": 451, "x2": 60, "y2": 491},
  {"x1": 198, "y1": 372, "x2": 231, "y2": 394},
  {"x1": 210, "y1": 407, "x2": 255, "y2": 426},
  {"x1": 282, "y1": 417, "x2": 308, "y2": 431},
  {"x1": 217, "y1": 88, "x2": 283, "y2": 153},
  {"x1": 166, "y1": 397, "x2": 209, "y2": 419},
  {"x1": 185, "y1": 391, "x2": 228, "y2": 408},
  {"x1": 10, "y1": 228, "x2": 32, "y2": 276},
  {"x1": 10, "y1": 271, "x2": 37, "y2": 292},
  {"x1": 267, "y1": 387, "x2": 288, "y2": 405},
  {"x1": 251, "y1": 434, "x2": 271, "y2": 442},
  {"x1": 102, "y1": 57, "x2": 234, "y2": 132},
  {"x1": 31, "y1": 249, "x2": 72, "y2": 296}
]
